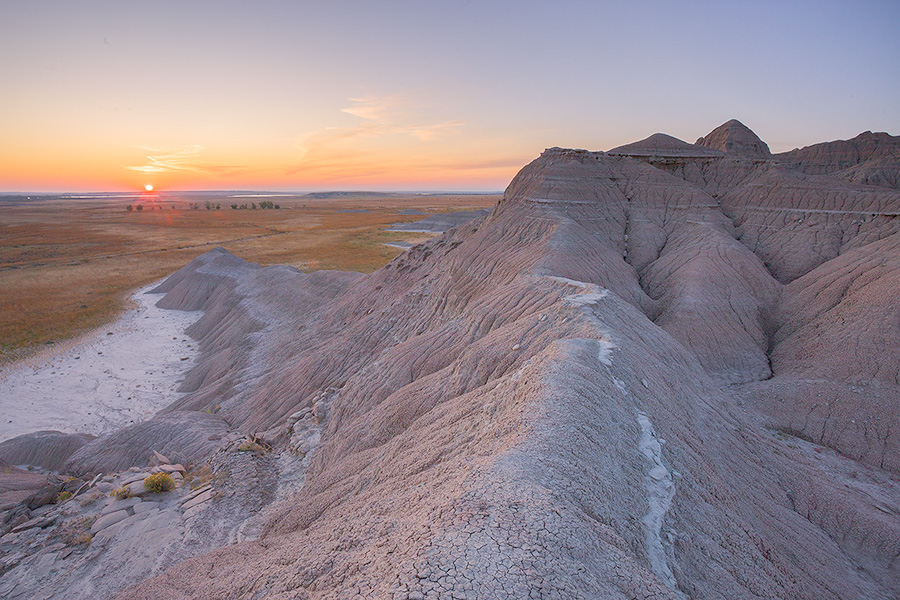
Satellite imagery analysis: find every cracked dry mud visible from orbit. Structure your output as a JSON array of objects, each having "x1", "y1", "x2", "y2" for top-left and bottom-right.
[{"x1": 1, "y1": 119, "x2": 899, "y2": 599}]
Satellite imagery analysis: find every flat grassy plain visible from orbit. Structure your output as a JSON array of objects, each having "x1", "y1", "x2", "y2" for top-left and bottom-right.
[{"x1": 0, "y1": 192, "x2": 499, "y2": 365}]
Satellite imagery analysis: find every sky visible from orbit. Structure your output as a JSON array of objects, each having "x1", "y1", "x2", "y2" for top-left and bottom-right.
[{"x1": 1, "y1": 0, "x2": 898, "y2": 192}]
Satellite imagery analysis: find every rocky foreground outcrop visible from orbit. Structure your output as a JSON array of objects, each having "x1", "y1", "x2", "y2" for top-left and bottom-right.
[{"x1": 2, "y1": 120, "x2": 899, "y2": 599}]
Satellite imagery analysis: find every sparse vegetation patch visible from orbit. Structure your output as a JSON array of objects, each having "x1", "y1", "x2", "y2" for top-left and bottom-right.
[
  {"x1": 111, "y1": 486, "x2": 133, "y2": 500},
  {"x1": 144, "y1": 472, "x2": 176, "y2": 493}
]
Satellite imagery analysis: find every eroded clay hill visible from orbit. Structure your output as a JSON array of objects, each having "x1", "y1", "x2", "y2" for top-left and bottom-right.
[{"x1": 5, "y1": 120, "x2": 899, "y2": 600}]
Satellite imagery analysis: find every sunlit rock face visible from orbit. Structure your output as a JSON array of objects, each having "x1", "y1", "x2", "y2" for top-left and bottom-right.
[{"x1": 28, "y1": 121, "x2": 897, "y2": 600}]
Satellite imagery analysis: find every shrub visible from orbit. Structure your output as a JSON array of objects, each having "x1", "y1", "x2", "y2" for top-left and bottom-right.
[
  {"x1": 54, "y1": 515, "x2": 96, "y2": 547},
  {"x1": 56, "y1": 491, "x2": 73, "y2": 503},
  {"x1": 144, "y1": 472, "x2": 176, "y2": 493},
  {"x1": 237, "y1": 435, "x2": 271, "y2": 456},
  {"x1": 184, "y1": 463, "x2": 212, "y2": 489},
  {"x1": 237, "y1": 440, "x2": 266, "y2": 455},
  {"x1": 111, "y1": 486, "x2": 132, "y2": 500}
]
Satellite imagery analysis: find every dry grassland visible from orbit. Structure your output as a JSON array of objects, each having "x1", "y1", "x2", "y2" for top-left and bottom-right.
[{"x1": 0, "y1": 193, "x2": 499, "y2": 364}]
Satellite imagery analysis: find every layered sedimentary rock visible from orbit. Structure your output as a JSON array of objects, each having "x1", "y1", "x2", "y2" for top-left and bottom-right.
[
  {"x1": 777, "y1": 130, "x2": 900, "y2": 190},
  {"x1": 609, "y1": 133, "x2": 724, "y2": 158},
  {"x1": 4, "y1": 120, "x2": 898, "y2": 600}
]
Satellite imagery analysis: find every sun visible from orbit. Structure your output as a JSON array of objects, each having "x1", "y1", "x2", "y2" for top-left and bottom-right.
[{"x1": 144, "y1": 184, "x2": 154, "y2": 192}]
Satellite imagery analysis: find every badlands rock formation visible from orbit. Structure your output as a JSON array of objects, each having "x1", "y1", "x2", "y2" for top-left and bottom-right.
[
  {"x1": 777, "y1": 130, "x2": 900, "y2": 190},
  {"x1": 1, "y1": 119, "x2": 899, "y2": 599}
]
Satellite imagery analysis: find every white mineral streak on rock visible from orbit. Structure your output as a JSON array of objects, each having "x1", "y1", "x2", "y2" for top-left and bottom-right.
[
  {"x1": 524, "y1": 196, "x2": 593, "y2": 204},
  {"x1": 636, "y1": 410, "x2": 681, "y2": 595},
  {"x1": 547, "y1": 278, "x2": 616, "y2": 366},
  {"x1": 596, "y1": 339, "x2": 614, "y2": 366},
  {"x1": 547, "y1": 276, "x2": 610, "y2": 306}
]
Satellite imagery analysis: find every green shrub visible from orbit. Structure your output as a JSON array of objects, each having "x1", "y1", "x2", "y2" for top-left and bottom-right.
[
  {"x1": 144, "y1": 472, "x2": 176, "y2": 493},
  {"x1": 56, "y1": 491, "x2": 73, "y2": 503}
]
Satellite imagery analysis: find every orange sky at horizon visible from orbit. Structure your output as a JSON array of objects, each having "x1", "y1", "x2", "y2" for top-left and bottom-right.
[
  {"x1": 1, "y1": 2, "x2": 898, "y2": 193},
  {"x1": 0, "y1": 139, "x2": 530, "y2": 193},
  {"x1": 0, "y1": 93, "x2": 534, "y2": 192}
]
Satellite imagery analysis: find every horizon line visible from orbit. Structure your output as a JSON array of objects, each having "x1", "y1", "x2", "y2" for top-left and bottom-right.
[{"x1": 0, "y1": 188, "x2": 506, "y2": 196}]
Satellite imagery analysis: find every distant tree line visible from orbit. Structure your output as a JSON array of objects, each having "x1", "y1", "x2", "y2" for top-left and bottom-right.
[
  {"x1": 180, "y1": 202, "x2": 222, "y2": 209},
  {"x1": 123, "y1": 202, "x2": 283, "y2": 211},
  {"x1": 230, "y1": 201, "x2": 280, "y2": 209},
  {"x1": 125, "y1": 203, "x2": 221, "y2": 211}
]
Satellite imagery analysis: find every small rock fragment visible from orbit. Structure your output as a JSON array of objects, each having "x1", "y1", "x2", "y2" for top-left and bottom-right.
[{"x1": 152, "y1": 450, "x2": 171, "y2": 465}]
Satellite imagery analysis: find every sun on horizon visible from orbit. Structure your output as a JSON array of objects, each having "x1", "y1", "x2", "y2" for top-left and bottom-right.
[{"x1": 144, "y1": 184, "x2": 154, "y2": 192}]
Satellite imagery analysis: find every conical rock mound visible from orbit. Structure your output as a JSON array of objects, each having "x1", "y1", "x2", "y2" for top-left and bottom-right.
[{"x1": 696, "y1": 118, "x2": 772, "y2": 158}]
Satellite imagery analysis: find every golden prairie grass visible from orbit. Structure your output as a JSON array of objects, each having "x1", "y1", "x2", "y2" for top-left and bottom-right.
[{"x1": 0, "y1": 194, "x2": 498, "y2": 364}]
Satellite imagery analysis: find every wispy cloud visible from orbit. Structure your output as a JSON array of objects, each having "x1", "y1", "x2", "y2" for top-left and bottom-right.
[
  {"x1": 290, "y1": 95, "x2": 464, "y2": 172},
  {"x1": 126, "y1": 146, "x2": 248, "y2": 175},
  {"x1": 339, "y1": 95, "x2": 464, "y2": 141},
  {"x1": 339, "y1": 95, "x2": 398, "y2": 121},
  {"x1": 440, "y1": 157, "x2": 534, "y2": 171}
]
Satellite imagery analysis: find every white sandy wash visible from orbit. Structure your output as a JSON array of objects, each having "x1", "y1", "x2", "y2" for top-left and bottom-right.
[{"x1": 0, "y1": 283, "x2": 202, "y2": 443}]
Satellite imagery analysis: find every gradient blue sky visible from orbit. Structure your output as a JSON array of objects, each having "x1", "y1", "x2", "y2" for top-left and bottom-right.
[{"x1": 1, "y1": 0, "x2": 898, "y2": 191}]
